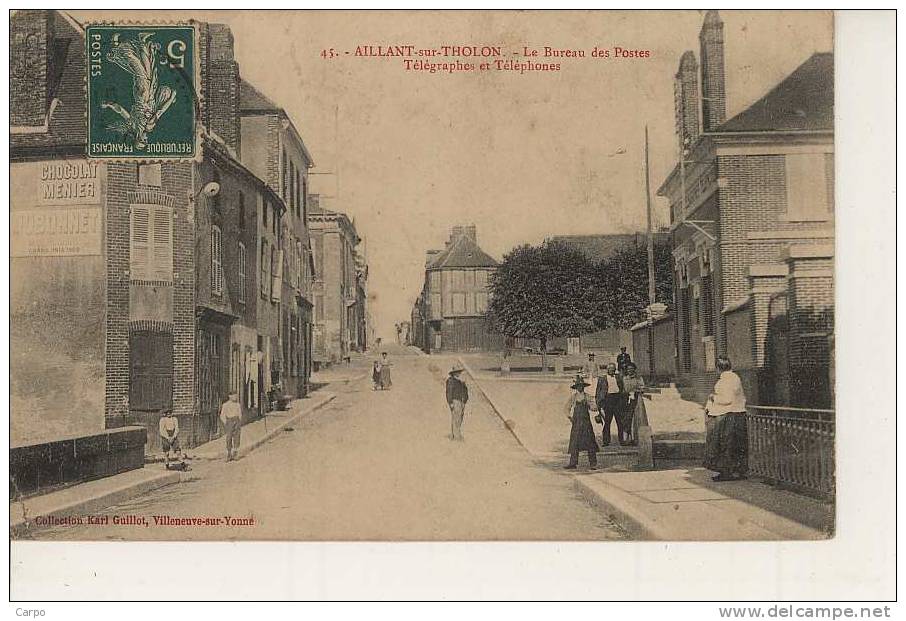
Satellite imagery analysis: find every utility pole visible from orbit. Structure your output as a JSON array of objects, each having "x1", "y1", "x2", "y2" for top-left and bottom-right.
[
  {"x1": 644, "y1": 126, "x2": 656, "y2": 379},
  {"x1": 644, "y1": 125, "x2": 656, "y2": 307}
]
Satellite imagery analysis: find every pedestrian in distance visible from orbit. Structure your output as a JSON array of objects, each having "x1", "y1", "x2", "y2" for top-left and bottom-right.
[
  {"x1": 595, "y1": 363, "x2": 626, "y2": 446},
  {"x1": 565, "y1": 375, "x2": 599, "y2": 470},
  {"x1": 372, "y1": 359, "x2": 383, "y2": 391},
  {"x1": 219, "y1": 392, "x2": 243, "y2": 462},
  {"x1": 446, "y1": 364, "x2": 469, "y2": 441},
  {"x1": 582, "y1": 352, "x2": 599, "y2": 385},
  {"x1": 703, "y1": 356, "x2": 749, "y2": 482},
  {"x1": 616, "y1": 346, "x2": 632, "y2": 374},
  {"x1": 622, "y1": 362, "x2": 646, "y2": 445},
  {"x1": 379, "y1": 351, "x2": 393, "y2": 390}
]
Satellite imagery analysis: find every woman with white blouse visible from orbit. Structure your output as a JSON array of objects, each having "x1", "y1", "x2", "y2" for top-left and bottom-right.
[{"x1": 703, "y1": 356, "x2": 749, "y2": 482}]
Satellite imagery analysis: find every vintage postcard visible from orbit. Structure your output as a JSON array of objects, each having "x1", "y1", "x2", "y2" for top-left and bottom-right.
[{"x1": 10, "y1": 9, "x2": 841, "y2": 550}]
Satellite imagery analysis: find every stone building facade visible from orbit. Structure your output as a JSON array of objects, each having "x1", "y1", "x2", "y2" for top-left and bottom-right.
[
  {"x1": 308, "y1": 196, "x2": 366, "y2": 366},
  {"x1": 240, "y1": 78, "x2": 316, "y2": 398}
]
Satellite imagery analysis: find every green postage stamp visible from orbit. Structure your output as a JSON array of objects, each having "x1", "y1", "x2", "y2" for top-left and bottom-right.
[{"x1": 87, "y1": 25, "x2": 197, "y2": 159}]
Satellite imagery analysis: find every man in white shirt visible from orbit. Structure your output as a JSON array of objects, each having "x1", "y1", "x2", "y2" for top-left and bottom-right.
[
  {"x1": 219, "y1": 392, "x2": 243, "y2": 462},
  {"x1": 595, "y1": 363, "x2": 626, "y2": 446},
  {"x1": 703, "y1": 356, "x2": 749, "y2": 481}
]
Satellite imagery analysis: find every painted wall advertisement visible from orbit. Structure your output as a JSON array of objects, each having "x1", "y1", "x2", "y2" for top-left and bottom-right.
[{"x1": 11, "y1": 159, "x2": 106, "y2": 257}]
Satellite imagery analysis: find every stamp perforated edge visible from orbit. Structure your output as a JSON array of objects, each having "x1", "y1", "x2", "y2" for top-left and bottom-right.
[{"x1": 85, "y1": 21, "x2": 204, "y2": 164}]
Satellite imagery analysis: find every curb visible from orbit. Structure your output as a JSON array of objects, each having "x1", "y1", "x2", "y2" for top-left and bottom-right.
[
  {"x1": 458, "y1": 357, "x2": 530, "y2": 453},
  {"x1": 10, "y1": 470, "x2": 182, "y2": 538},
  {"x1": 461, "y1": 356, "x2": 661, "y2": 538},
  {"x1": 571, "y1": 476, "x2": 658, "y2": 540},
  {"x1": 192, "y1": 393, "x2": 337, "y2": 461}
]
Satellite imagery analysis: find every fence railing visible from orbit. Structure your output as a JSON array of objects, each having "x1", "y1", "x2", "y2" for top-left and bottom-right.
[{"x1": 746, "y1": 405, "x2": 835, "y2": 499}]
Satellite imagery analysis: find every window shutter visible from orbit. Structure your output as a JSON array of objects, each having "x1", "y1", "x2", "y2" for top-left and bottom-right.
[
  {"x1": 261, "y1": 239, "x2": 269, "y2": 298},
  {"x1": 211, "y1": 226, "x2": 223, "y2": 295},
  {"x1": 151, "y1": 207, "x2": 172, "y2": 282},
  {"x1": 238, "y1": 243, "x2": 246, "y2": 303},
  {"x1": 130, "y1": 206, "x2": 150, "y2": 281},
  {"x1": 272, "y1": 249, "x2": 284, "y2": 301}
]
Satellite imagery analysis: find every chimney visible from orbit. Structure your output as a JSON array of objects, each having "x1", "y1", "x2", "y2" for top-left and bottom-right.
[
  {"x1": 674, "y1": 51, "x2": 700, "y2": 154},
  {"x1": 449, "y1": 224, "x2": 477, "y2": 245},
  {"x1": 10, "y1": 10, "x2": 55, "y2": 127},
  {"x1": 699, "y1": 10, "x2": 727, "y2": 131},
  {"x1": 204, "y1": 23, "x2": 241, "y2": 153}
]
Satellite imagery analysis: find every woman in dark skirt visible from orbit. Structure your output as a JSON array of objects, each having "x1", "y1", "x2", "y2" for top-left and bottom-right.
[
  {"x1": 704, "y1": 356, "x2": 749, "y2": 481},
  {"x1": 378, "y1": 352, "x2": 392, "y2": 390},
  {"x1": 564, "y1": 375, "x2": 599, "y2": 470}
]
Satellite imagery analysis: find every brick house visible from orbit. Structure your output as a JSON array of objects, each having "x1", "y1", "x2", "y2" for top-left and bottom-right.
[
  {"x1": 239, "y1": 78, "x2": 316, "y2": 398},
  {"x1": 307, "y1": 196, "x2": 365, "y2": 366},
  {"x1": 10, "y1": 12, "x2": 316, "y2": 454},
  {"x1": 656, "y1": 10, "x2": 834, "y2": 406},
  {"x1": 416, "y1": 225, "x2": 502, "y2": 353}
]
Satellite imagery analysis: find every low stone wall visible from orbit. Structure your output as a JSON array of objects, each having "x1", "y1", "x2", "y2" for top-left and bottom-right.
[{"x1": 9, "y1": 426, "x2": 146, "y2": 499}]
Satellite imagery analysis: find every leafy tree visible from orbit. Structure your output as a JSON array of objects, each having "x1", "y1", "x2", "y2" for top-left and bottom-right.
[
  {"x1": 594, "y1": 240, "x2": 674, "y2": 330},
  {"x1": 486, "y1": 240, "x2": 597, "y2": 369}
]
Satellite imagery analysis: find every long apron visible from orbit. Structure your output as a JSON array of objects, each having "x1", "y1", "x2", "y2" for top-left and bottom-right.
[{"x1": 568, "y1": 398, "x2": 599, "y2": 454}]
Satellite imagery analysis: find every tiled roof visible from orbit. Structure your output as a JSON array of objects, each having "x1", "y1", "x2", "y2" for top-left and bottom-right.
[
  {"x1": 717, "y1": 53, "x2": 833, "y2": 133},
  {"x1": 10, "y1": 11, "x2": 87, "y2": 153},
  {"x1": 239, "y1": 78, "x2": 280, "y2": 113},
  {"x1": 428, "y1": 235, "x2": 498, "y2": 269}
]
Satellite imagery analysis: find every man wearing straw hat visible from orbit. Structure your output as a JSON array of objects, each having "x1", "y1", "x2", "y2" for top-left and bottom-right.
[
  {"x1": 565, "y1": 375, "x2": 600, "y2": 469},
  {"x1": 446, "y1": 363, "x2": 469, "y2": 441}
]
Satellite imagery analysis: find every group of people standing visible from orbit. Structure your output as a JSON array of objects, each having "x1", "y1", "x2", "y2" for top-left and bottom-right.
[
  {"x1": 565, "y1": 347, "x2": 646, "y2": 469},
  {"x1": 566, "y1": 347, "x2": 750, "y2": 482}
]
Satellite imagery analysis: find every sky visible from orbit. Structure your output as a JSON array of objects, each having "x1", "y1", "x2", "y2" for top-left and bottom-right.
[{"x1": 76, "y1": 10, "x2": 833, "y2": 339}]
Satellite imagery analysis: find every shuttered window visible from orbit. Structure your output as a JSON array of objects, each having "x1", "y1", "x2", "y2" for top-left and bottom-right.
[
  {"x1": 238, "y1": 242, "x2": 247, "y2": 303},
  {"x1": 476, "y1": 291, "x2": 489, "y2": 314},
  {"x1": 261, "y1": 239, "x2": 269, "y2": 298},
  {"x1": 211, "y1": 225, "x2": 223, "y2": 295},
  {"x1": 130, "y1": 204, "x2": 172, "y2": 282},
  {"x1": 271, "y1": 248, "x2": 283, "y2": 302}
]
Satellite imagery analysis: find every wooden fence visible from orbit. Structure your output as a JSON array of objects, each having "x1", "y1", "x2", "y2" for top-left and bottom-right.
[{"x1": 746, "y1": 405, "x2": 835, "y2": 499}]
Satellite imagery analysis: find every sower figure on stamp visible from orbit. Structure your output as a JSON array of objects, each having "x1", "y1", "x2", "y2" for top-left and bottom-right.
[
  {"x1": 219, "y1": 392, "x2": 243, "y2": 462},
  {"x1": 565, "y1": 375, "x2": 599, "y2": 470},
  {"x1": 446, "y1": 364, "x2": 469, "y2": 441},
  {"x1": 595, "y1": 363, "x2": 626, "y2": 446}
]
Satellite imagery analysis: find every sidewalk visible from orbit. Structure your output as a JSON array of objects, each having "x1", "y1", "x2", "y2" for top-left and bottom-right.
[
  {"x1": 11, "y1": 468, "x2": 180, "y2": 537},
  {"x1": 190, "y1": 390, "x2": 336, "y2": 461},
  {"x1": 460, "y1": 356, "x2": 834, "y2": 541},
  {"x1": 11, "y1": 390, "x2": 337, "y2": 537}
]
